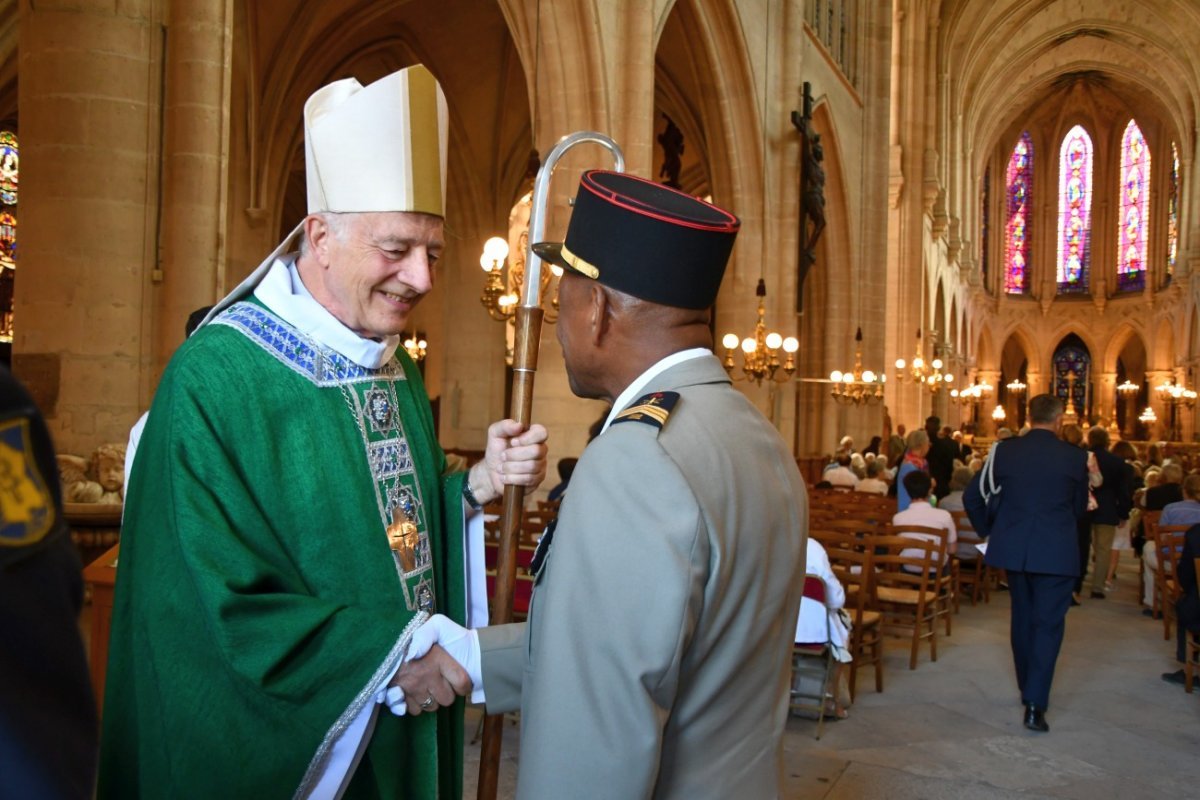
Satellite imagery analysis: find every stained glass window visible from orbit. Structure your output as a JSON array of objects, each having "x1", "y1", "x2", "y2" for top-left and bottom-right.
[
  {"x1": 0, "y1": 132, "x2": 17, "y2": 206},
  {"x1": 981, "y1": 165, "x2": 990, "y2": 288},
  {"x1": 1057, "y1": 125, "x2": 1092, "y2": 294},
  {"x1": 1053, "y1": 341, "x2": 1090, "y2": 418},
  {"x1": 1117, "y1": 120, "x2": 1149, "y2": 292},
  {"x1": 1005, "y1": 132, "x2": 1033, "y2": 294},
  {"x1": 0, "y1": 212, "x2": 15, "y2": 269},
  {"x1": 1167, "y1": 141, "x2": 1179, "y2": 284}
]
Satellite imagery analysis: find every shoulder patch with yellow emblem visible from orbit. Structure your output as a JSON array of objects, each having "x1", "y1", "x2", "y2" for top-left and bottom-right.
[
  {"x1": 612, "y1": 391, "x2": 679, "y2": 432},
  {"x1": 0, "y1": 417, "x2": 56, "y2": 548}
]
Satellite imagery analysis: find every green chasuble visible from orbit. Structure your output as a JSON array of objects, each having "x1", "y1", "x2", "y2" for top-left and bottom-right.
[{"x1": 98, "y1": 300, "x2": 468, "y2": 799}]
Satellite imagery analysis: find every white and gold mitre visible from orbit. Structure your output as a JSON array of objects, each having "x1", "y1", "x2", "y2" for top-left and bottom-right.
[
  {"x1": 200, "y1": 65, "x2": 450, "y2": 327},
  {"x1": 304, "y1": 64, "x2": 449, "y2": 216}
]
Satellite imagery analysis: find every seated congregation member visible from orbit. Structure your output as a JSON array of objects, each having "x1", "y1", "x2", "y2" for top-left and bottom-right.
[
  {"x1": 1159, "y1": 474, "x2": 1200, "y2": 528},
  {"x1": 826, "y1": 453, "x2": 860, "y2": 488},
  {"x1": 858, "y1": 459, "x2": 890, "y2": 495},
  {"x1": 892, "y1": 470, "x2": 956, "y2": 569},
  {"x1": 1145, "y1": 462, "x2": 1184, "y2": 511},
  {"x1": 937, "y1": 466, "x2": 980, "y2": 560},
  {"x1": 795, "y1": 537, "x2": 853, "y2": 719},
  {"x1": 896, "y1": 428, "x2": 931, "y2": 511},
  {"x1": 1150, "y1": 474, "x2": 1200, "y2": 601}
]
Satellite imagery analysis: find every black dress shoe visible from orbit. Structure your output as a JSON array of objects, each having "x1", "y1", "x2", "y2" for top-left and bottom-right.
[
  {"x1": 1161, "y1": 669, "x2": 1186, "y2": 686},
  {"x1": 1023, "y1": 703, "x2": 1049, "y2": 732},
  {"x1": 1090, "y1": 591, "x2": 1106, "y2": 599}
]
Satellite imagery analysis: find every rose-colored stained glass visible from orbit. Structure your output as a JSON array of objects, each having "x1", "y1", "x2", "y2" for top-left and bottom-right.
[
  {"x1": 1167, "y1": 141, "x2": 1179, "y2": 282},
  {"x1": 1005, "y1": 132, "x2": 1033, "y2": 294},
  {"x1": 1117, "y1": 120, "x2": 1149, "y2": 292},
  {"x1": 1057, "y1": 125, "x2": 1092, "y2": 293}
]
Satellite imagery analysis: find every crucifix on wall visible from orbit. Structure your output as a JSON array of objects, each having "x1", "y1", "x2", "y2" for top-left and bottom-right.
[{"x1": 791, "y1": 82, "x2": 825, "y2": 312}]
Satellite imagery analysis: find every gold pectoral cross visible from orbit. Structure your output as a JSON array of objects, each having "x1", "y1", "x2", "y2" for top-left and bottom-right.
[{"x1": 387, "y1": 506, "x2": 420, "y2": 573}]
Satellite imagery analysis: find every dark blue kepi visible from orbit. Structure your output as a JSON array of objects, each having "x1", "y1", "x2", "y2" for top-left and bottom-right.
[{"x1": 533, "y1": 169, "x2": 740, "y2": 310}]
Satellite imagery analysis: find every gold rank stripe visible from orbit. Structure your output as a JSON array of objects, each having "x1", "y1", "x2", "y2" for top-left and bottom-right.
[
  {"x1": 618, "y1": 403, "x2": 670, "y2": 424},
  {"x1": 560, "y1": 243, "x2": 600, "y2": 279}
]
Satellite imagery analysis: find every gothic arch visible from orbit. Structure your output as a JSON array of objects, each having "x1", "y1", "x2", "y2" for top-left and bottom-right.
[
  {"x1": 1102, "y1": 323, "x2": 1150, "y2": 374},
  {"x1": 1153, "y1": 316, "x2": 1176, "y2": 370}
]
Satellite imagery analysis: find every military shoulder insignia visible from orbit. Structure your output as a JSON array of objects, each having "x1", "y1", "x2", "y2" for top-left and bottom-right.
[
  {"x1": 0, "y1": 417, "x2": 56, "y2": 548},
  {"x1": 612, "y1": 391, "x2": 680, "y2": 431}
]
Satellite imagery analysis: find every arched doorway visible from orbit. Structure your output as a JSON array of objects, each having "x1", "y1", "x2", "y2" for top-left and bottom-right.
[
  {"x1": 1052, "y1": 334, "x2": 1092, "y2": 422},
  {"x1": 1113, "y1": 332, "x2": 1148, "y2": 437},
  {"x1": 999, "y1": 334, "x2": 1030, "y2": 428}
]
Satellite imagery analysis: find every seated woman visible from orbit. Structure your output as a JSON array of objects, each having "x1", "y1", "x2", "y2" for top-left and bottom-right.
[
  {"x1": 795, "y1": 537, "x2": 853, "y2": 718},
  {"x1": 857, "y1": 460, "x2": 890, "y2": 495}
]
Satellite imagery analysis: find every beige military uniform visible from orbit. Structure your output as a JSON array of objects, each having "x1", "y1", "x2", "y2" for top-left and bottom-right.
[{"x1": 479, "y1": 354, "x2": 808, "y2": 799}]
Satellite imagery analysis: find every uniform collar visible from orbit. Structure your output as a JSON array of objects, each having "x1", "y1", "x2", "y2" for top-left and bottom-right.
[{"x1": 600, "y1": 348, "x2": 712, "y2": 435}]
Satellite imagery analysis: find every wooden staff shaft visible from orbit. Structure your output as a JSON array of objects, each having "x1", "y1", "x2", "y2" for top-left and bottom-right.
[{"x1": 478, "y1": 304, "x2": 543, "y2": 800}]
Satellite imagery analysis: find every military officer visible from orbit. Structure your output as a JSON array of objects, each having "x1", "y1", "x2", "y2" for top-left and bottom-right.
[{"x1": 403, "y1": 170, "x2": 808, "y2": 798}]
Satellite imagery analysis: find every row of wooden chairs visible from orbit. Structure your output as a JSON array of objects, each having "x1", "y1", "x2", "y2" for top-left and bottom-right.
[{"x1": 1142, "y1": 509, "x2": 1190, "y2": 641}]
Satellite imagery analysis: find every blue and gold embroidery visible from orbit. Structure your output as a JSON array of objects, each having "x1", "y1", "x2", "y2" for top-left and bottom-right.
[{"x1": 0, "y1": 418, "x2": 55, "y2": 547}]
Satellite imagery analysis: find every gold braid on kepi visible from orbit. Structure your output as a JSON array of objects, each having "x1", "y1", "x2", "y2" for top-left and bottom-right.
[{"x1": 532, "y1": 171, "x2": 740, "y2": 310}]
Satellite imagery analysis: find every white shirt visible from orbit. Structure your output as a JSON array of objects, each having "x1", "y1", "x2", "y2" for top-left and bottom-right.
[
  {"x1": 892, "y1": 500, "x2": 957, "y2": 567},
  {"x1": 825, "y1": 466, "x2": 860, "y2": 489},
  {"x1": 795, "y1": 539, "x2": 849, "y2": 648},
  {"x1": 857, "y1": 477, "x2": 889, "y2": 496}
]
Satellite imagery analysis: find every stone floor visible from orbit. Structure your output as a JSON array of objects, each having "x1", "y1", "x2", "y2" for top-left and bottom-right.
[{"x1": 459, "y1": 556, "x2": 1200, "y2": 799}]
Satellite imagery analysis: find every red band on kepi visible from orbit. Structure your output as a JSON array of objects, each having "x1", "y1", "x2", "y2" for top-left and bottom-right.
[{"x1": 532, "y1": 170, "x2": 740, "y2": 310}]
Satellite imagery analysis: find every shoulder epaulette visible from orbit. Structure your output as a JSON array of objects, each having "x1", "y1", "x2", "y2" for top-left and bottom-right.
[{"x1": 611, "y1": 391, "x2": 679, "y2": 431}]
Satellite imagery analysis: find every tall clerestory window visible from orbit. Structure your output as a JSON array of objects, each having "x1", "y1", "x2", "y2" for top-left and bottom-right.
[
  {"x1": 1057, "y1": 125, "x2": 1092, "y2": 294},
  {"x1": 1004, "y1": 132, "x2": 1033, "y2": 294},
  {"x1": 1167, "y1": 141, "x2": 1180, "y2": 285},
  {"x1": 1117, "y1": 119, "x2": 1149, "y2": 292}
]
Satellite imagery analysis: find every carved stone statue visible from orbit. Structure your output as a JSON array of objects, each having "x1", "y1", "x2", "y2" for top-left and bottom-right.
[
  {"x1": 56, "y1": 443, "x2": 127, "y2": 504},
  {"x1": 93, "y1": 443, "x2": 127, "y2": 503},
  {"x1": 57, "y1": 454, "x2": 103, "y2": 503},
  {"x1": 803, "y1": 134, "x2": 827, "y2": 251},
  {"x1": 657, "y1": 114, "x2": 685, "y2": 189}
]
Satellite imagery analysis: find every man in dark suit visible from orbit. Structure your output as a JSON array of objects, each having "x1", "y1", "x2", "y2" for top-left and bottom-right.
[
  {"x1": 0, "y1": 366, "x2": 98, "y2": 797},
  {"x1": 965, "y1": 394, "x2": 1089, "y2": 733},
  {"x1": 1086, "y1": 426, "x2": 1132, "y2": 599},
  {"x1": 925, "y1": 416, "x2": 959, "y2": 501}
]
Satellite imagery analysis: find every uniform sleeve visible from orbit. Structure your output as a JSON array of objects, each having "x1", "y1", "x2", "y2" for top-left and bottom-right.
[
  {"x1": 482, "y1": 427, "x2": 707, "y2": 798},
  {"x1": 963, "y1": 471, "x2": 989, "y2": 536}
]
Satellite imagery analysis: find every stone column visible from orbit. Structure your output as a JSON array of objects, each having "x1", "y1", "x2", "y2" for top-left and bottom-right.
[
  {"x1": 884, "y1": 0, "x2": 937, "y2": 429},
  {"x1": 155, "y1": 0, "x2": 232, "y2": 381},
  {"x1": 15, "y1": 0, "x2": 164, "y2": 453}
]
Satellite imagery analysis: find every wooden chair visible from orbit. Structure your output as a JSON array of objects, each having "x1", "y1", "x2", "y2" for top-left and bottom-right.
[
  {"x1": 872, "y1": 535, "x2": 939, "y2": 670},
  {"x1": 1188, "y1": 556, "x2": 1200, "y2": 694},
  {"x1": 1141, "y1": 509, "x2": 1162, "y2": 613},
  {"x1": 1155, "y1": 525, "x2": 1189, "y2": 641},
  {"x1": 790, "y1": 576, "x2": 837, "y2": 739},
  {"x1": 827, "y1": 535, "x2": 883, "y2": 700},
  {"x1": 889, "y1": 523, "x2": 955, "y2": 636},
  {"x1": 948, "y1": 510, "x2": 989, "y2": 605}
]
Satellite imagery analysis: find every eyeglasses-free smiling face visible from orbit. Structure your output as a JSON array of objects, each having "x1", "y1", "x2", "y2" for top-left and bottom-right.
[{"x1": 306, "y1": 211, "x2": 444, "y2": 341}]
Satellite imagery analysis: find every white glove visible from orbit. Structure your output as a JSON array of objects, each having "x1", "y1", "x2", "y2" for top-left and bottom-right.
[{"x1": 380, "y1": 614, "x2": 484, "y2": 715}]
